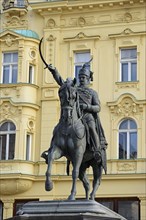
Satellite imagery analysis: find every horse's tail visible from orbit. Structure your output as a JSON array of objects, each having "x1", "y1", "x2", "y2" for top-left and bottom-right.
[{"x1": 66, "y1": 159, "x2": 70, "y2": 176}]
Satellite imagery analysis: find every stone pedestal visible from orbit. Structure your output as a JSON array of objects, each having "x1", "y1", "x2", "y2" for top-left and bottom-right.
[{"x1": 6, "y1": 200, "x2": 127, "y2": 220}]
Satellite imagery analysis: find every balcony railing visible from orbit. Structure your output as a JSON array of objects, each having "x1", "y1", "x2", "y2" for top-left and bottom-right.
[{"x1": 2, "y1": 0, "x2": 28, "y2": 10}]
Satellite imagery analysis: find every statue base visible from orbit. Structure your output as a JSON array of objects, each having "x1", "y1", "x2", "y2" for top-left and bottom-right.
[{"x1": 6, "y1": 200, "x2": 126, "y2": 220}]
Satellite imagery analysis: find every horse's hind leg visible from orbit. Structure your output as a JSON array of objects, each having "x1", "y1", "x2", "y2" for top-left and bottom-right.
[
  {"x1": 79, "y1": 163, "x2": 90, "y2": 200},
  {"x1": 90, "y1": 163, "x2": 103, "y2": 200},
  {"x1": 45, "y1": 146, "x2": 63, "y2": 191}
]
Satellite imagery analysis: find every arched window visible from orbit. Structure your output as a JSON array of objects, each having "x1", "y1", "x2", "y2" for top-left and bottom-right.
[
  {"x1": 119, "y1": 119, "x2": 137, "y2": 159},
  {"x1": 0, "y1": 121, "x2": 16, "y2": 160}
]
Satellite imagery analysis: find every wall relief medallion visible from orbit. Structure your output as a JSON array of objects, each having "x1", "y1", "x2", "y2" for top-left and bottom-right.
[
  {"x1": 46, "y1": 18, "x2": 56, "y2": 28},
  {"x1": 124, "y1": 13, "x2": 132, "y2": 23},
  {"x1": 78, "y1": 17, "x2": 86, "y2": 26}
]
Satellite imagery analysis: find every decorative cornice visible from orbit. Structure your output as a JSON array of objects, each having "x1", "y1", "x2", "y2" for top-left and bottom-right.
[
  {"x1": 109, "y1": 28, "x2": 146, "y2": 38},
  {"x1": 0, "y1": 82, "x2": 39, "y2": 89},
  {"x1": 64, "y1": 32, "x2": 100, "y2": 41},
  {"x1": 0, "y1": 30, "x2": 40, "y2": 44},
  {"x1": 0, "y1": 99, "x2": 40, "y2": 111},
  {"x1": 30, "y1": 0, "x2": 146, "y2": 14}
]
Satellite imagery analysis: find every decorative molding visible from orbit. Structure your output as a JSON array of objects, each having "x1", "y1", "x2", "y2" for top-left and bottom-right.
[
  {"x1": 31, "y1": 0, "x2": 146, "y2": 29},
  {"x1": 117, "y1": 162, "x2": 136, "y2": 171},
  {"x1": 78, "y1": 17, "x2": 86, "y2": 26},
  {"x1": 47, "y1": 34, "x2": 56, "y2": 42},
  {"x1": 27, "y1": 119, "x2": 35, "y2": 132},
  {"x1": 3, "y1": 15, "x2": 28, "y2": 29},
  {"x1": 107, "y1": 94, "x2": 145, "y2": 117},
  {"x1": 44, "y1": 89, "x2": 55, "y2": 98},
  {"x1": 46, "y1": 34, "x2": 56, "y2": 64},
  {"x1": 31, "y1": 0, "x2": 146, "y2": 14},
  {"x1": 109, "y1": 28, "x2": 146, "y2": 38},
  {"x1": 0, "y1": 31, "x2": 21, "y2": 48},
  {"x1": 46, "y1": 18, "x2": 56, "y2": 29},
  {"x1": 29, "y1": 48, "x2": 37, "y2": 60},
  {"x1": 0, "y1": 33, "x2": 19, "y2": 47},
  {"x1": 64, "y1": 32, "x2": 100, "y2": 42},
  {"x1": 0, "y1": 178, "x2": 33, "y2": 195},
  {"x1": 0, "y1": 101, "x2": 22, "y2": 120},
  {"x1": 115, "y1": 81, "x2": 139, "y2": 90}
]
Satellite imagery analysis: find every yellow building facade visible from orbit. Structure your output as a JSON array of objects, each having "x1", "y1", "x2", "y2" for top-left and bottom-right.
[{"x1": 0, "y1": 0, "x2": 146, "y2": 219}]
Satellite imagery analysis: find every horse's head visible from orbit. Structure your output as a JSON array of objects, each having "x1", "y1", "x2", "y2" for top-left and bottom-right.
[{"x1": 59, "y1": 78, "x2": 79, "y2": 124}]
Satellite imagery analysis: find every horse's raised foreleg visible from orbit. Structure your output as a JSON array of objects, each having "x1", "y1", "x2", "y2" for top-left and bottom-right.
[
  {"x1": 45, "y1": 146, "x2": 63, "y2": 191},
  {"x1": 79, "y1": 163, "x2": 90, "y2": 200},
  {"x1": 90, "y1": 163, "x2": 103, "y2": 200},
  {"x1": 68, "y1": 153, "x2": 83, "y2": 200}
]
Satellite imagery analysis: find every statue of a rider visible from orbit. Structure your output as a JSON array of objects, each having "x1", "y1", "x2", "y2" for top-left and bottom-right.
[{"x1": 46, "y1": 62, "x2": 107, "y2": 169}]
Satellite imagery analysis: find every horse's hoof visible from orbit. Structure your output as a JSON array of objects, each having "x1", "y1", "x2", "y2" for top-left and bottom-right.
[
  {"x1": 67, "y1": 195, "x2": 76, "y2": 200},
  {"x1": 89, "y1": 193, "x2": 95, "y2": 200},
  {"x1": 45, "y1": 181, "x2": 53, "y2": 191}
]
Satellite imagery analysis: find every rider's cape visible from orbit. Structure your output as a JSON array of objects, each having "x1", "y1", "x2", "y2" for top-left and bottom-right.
[{"x1": 95, "y1": 113, "x2": 108, "y2": 174}]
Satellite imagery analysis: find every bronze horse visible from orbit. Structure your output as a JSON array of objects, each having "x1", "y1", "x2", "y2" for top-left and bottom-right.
[{"x1": 41, "y1": 79, "x2": 106, "y2": 200}]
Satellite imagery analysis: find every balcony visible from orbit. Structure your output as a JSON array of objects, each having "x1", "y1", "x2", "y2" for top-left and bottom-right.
[
  {"x1": 2, "y1": 0, "x2": 28, "y2": 16},
  {"x1": 0, "y1": 160, "x2": 35, "y2": 195},
  {"x1": 0, "y1": 83, "x2": 40, "y2": 110},
  {"x1": 2, "y1": 0, "x2": 28, "y2": 10}
]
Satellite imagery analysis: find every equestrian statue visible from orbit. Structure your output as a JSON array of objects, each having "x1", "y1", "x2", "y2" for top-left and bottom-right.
[{"x1": 39, "y1": 38, "x2": 108, "y2": 200}]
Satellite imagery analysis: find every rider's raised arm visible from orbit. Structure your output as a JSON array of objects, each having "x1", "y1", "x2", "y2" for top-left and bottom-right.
[{"x1": 47, "y1": 64, "x2": 64, "y2": 87}]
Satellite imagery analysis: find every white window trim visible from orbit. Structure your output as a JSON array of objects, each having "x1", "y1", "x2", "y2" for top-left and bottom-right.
[
  {"x1": 118, "y1": 119, "x2": 137, "y2": 159},
  {"x1": 0, "y1": 122, "x2": 16, "y2": 160},
  {"x1": 26, "y1": 133, "x2": 32, "y2": 161},
  {"x1": 2, "y1": 52, "x2": 18, "y2": 84},
  {"x1": 74, "y1": 50, "x2": 91, "y2": 81},
  {"x1": 119, "y1": 48, "x2": 137, "y2": 82}
]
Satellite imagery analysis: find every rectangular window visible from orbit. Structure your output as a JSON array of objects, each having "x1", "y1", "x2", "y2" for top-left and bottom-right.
[
  {"x1": 17, "y1": 0, "x2": 25, "y2": 7},
  {"x1": 118, "y1": 200, "x2": 139, "y2": 220},
  {"x1": 26, "y1": 134, "x2": 32, "y2": 161},
  {"x1": 28, "y1": 64, "x2": 35, "y2": 84},
  {"x1": 120, "y1": 48, "x2": 137, "y2": 82},
  {"x1": 2, "y1": 52, "x2": 18, "y2": 84},
  {"x1": 74, "y1": 51, "x2": 91, "y2": 83}
]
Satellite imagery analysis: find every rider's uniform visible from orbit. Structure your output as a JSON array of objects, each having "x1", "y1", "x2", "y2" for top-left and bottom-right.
[{"x1": 51, "y1": 68, "x2": 102, "y2": 153}]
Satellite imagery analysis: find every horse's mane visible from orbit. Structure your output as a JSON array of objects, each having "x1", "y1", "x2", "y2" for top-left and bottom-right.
[{"x1": 58, "y1": 81, "x2": 81, "y2": 118}]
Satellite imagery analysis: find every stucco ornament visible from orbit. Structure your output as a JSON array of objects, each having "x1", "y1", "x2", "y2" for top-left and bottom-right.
[{"x1": 108, "y1": 96, "x2": 144, "y2": 117}]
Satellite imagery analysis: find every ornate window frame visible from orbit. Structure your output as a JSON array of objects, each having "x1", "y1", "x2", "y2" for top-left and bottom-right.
[
  {"x1": 107, "y1": 93, "x2": 145, "y2": 159},
  {"x1": 118, "y1": 118, "x2": 137, "y2": 160},
  {"x1": 109, "y1": 28, "x2": 146, "y2": 91}
]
